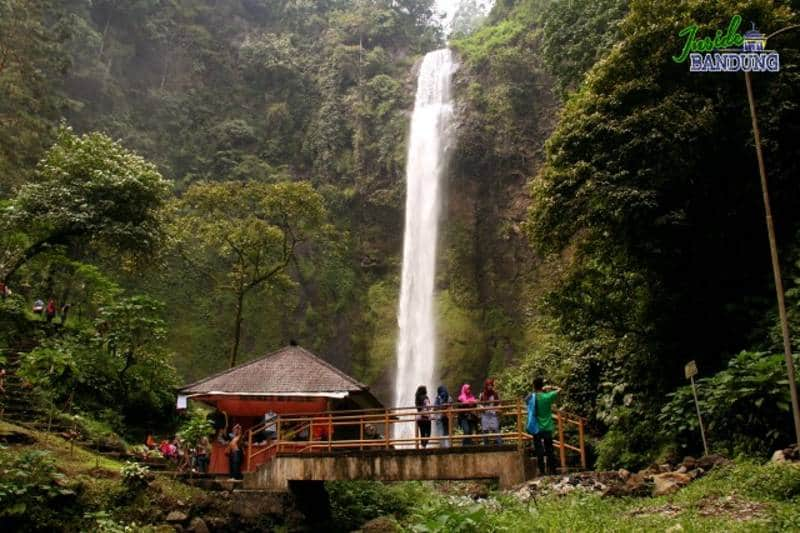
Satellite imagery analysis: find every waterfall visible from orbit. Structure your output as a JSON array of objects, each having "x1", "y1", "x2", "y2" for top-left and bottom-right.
[{"x1": 394, "y1": 49, "x2": 456, "y2": 440}]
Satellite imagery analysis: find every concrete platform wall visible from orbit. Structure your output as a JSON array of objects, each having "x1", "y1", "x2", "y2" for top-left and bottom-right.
[{"x1": 244, "y1": 448, "x2": 527, "y2": 491}]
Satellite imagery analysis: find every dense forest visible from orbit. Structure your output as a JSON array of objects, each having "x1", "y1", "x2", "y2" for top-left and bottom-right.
[{"x1": 3, "y1": 0, "x2": 800, "y2": 483}]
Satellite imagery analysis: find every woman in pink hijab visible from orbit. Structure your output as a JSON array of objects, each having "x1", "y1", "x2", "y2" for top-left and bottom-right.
[{"x1": 457, "y1": 383, "x2": 478, "y2": 446}]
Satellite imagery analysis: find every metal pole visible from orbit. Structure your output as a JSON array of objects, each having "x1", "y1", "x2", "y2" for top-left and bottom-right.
[
  {"x1": 690, "y1": 375, "x2": 709, "y2": 456},
  {"x1": 745, "y1": 71, "x2": 800, "y2": 446}
]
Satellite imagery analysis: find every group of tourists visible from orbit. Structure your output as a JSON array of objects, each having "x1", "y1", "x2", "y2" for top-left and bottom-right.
[
  {"x1": 31, "y1": 297, "x2": 71, "y2": 324},
  {"x1": 145, "y1": 433, "x2": 212, "y2": 474},
  {"x1": 414, "y1": 378, "x2": 503, "y2": 448},
  {"x1": 415, "y1": 376, "x2": 561, "y2": 475}
]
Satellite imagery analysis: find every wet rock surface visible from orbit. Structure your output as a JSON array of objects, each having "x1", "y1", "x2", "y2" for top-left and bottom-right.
[{"x1": 511, "y1": 454, "x2": 732, "y2": 500}]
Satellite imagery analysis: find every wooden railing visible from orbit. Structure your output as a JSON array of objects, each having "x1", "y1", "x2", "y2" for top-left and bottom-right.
[{"x1": 246, "y1": 400, "x2": 586, "y2": 473}]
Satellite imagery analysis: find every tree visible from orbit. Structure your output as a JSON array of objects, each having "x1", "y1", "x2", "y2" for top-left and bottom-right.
[
  {"x1": 171, "y1": 180, "x2": 329, "y2": 367},
  {"x1": 0, "y1": 126, "x2": 171, "y2": 283}
]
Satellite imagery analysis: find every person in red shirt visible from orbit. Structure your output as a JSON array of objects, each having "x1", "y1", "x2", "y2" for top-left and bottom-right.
[{"x1": 45, "y1": 298, "x2": 57, "y2": 323}]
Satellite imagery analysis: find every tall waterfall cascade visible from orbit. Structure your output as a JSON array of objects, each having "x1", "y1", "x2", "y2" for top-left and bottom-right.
[{"x1": 394, "y1": 48, "x2": 456, "y2": 439}]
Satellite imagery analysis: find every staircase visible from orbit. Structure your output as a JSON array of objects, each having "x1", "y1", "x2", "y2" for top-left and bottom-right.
[{"x1": 1, "y1": 340, "x2": 71, "y2": 434}]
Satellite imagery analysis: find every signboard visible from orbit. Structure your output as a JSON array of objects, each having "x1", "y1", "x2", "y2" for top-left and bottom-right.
[{"x1": 685, "y1": 360, "x2": 698, "y2": 380}]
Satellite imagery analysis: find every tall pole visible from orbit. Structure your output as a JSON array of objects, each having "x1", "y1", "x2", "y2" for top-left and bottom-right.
[
  {"x1": 744, "y1": 71, "x2": 800, "y2": 446},
  {"x1": 690, "y1": 375, "x2": 709, "y2": 456}
]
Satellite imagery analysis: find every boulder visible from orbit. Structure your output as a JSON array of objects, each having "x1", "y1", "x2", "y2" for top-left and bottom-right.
[
  {"x1": 358, "y1": 516, "x2": 401, "y2": 533},
  {"x1": 697, "y1": 454, "x2": 729, "y2": 470},
  {"x1": 771, "y1": 450, "x2": 787, "y2": 463},
  {"x1": 617, "y1": 468, "x2": 631, "y2": 481},
  {"x1": 781, "y1": 445, "x2": 799, "y2": 462},
  {"x1": 653, "y1": 472, "x2": 691, "y2": 497},
  {"x1": 187, "y1": 517, "x2": 209, "y2": 533},
  {"x1": 165, "y1": 511, "x2": 188, "y2": 523},
  {"x1": 687, "y1": 468, "x2": 703, "y2": 480},
  {"x1": 680, "y1": 456, "x2": 698, "y2": 470},
  {"x1": 604, "y1": 473, "x2": 650, "y2": 497}
]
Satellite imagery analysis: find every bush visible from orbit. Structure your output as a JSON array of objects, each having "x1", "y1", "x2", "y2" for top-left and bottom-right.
[
  {"x1": 594, "y1": 411, "x2": 672, "y2": 471},
  {"x1": 120, "y1": 462, "x2": 150, "y2": 492},
  {"x1": 50, "y1": 412, "x2": 128, "y2": 453},
  {"x1": 659, "y1": 351, "x2": 799, "y2": 457},
  {"x1": 327, "y1": 481, "x2": 414, "y2": 532},
  {"x1": 0, "y1": 448, "x2": 76, "y2": 530}
]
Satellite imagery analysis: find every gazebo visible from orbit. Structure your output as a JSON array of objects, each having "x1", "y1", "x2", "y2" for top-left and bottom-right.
[{"x1": 178, "y1": 343, "x2": 383, "y2": 474}]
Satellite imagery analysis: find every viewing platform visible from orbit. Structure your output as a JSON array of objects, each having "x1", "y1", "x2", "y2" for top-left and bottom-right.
[{"x1": 242, "y1": 402, "x2": 586, "y2": 490}]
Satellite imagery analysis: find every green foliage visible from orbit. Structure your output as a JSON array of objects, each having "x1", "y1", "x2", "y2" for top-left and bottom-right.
[
  {"x1": 524, "y1": 0, "x2": 800, "y2": 461},
  {"x1": 84, "y1": 511, "x2": 141, "y2": 533},
  {"x1": 705, "y1": 461, "x2": 800, "y2": 502},
  {"x1": 171, "y1": 179, "x2": 330, "y2": 367},
  {"x1": 327, "y1": 480, "x2": 415, "y2": 532},
  {"x1": 449, "y1": 0, "x2": 492, "y2": 39},
  {"x1": 1, "y1": 126, "x2": 171, "y2": 281},
  {"x1": 17, "y1": 295, "x2": 178, "y2": 436},
  {"x1": 0, "y1": 448, "x2": 75, "y2": 529},
  {"x1": 0, "y1": 0, "x2": 69, "y2": 194},
  {"x1": 177, "y1": 408, "x2": 213, "y2": 449},
  {"x1": 538, "y1": 0, "x2": 627, "y2": 97},
  {"x1": 659, "y1": 351, "x2": 800, "y2": 457},
  {"x1": 120, "y1": 461, "x2": 150, "y2": 492}
]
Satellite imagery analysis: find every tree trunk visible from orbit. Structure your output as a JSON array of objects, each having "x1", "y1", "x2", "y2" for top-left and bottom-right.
[
  {"x1": 98, "y1": 14, "x2": 111, "y2": 59},
  {"x1": 229, "y1": 288, "x2": 245, "y2": 368},
  {"x1": 1, "y1": 229, "x2": 72, "y2": 284}
]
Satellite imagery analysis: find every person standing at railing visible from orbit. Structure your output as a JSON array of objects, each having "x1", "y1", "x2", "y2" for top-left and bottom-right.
[
  {"x1": 434, "y1": 385, "x2": 453, "y2": 448},
  {"x1": 479, "y1": 378, "x2": 502, "y2": 446},
  {"x1": 415, "y1": 385, "x2": 432, "y2": 448},
  {"x1": 457, "y1": 383, "x2": 478, "y2": 446},
  {"x1": 227, "y1": 424, "x2": 244, "y2": 480},
  {"x1": 528, "y1": 377, "x2": 561, "y2": 475}
]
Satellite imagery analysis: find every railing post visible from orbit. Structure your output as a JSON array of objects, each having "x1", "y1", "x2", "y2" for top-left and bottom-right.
[
  {"x1": 557, "y1": 411, "x2": 567, "y2": 472},
  {"x1": 578, "y1": 418, "x2": 586, "y2": 469},
  {"x1": 414, "y1": 412, "x2": 419, "y2": 450},
  {"x1": 448, "y1": 404, "x2": 453, "y2": 447},
  {"x1": 277, "y1": 418, "x2": 282, "y2": 454},
  {"x1": 384, "y1": 409, "x2": 390, "y2": 450},
  {"x1": 359, "y1": 417, "x2": 364, "y2": 451},
  {"x1": 328, "y1": 414, "x2": 333, "y2": 452}
]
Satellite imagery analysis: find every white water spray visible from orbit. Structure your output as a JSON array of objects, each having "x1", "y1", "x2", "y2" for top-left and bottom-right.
[{"x1": 394, "y1": 49, "x2": 456, "y2": 439}]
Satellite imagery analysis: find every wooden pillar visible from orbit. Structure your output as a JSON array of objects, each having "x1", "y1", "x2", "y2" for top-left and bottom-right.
[
  {"x1": 359, "y1": 417, "x2": 364, "y2": 451},
  {"x1": 328, "y1": 413, "x2": 333, "y2": 452},
  {"x1": 277, "y1": 417, "x2": 282, "y2": 454},
  {"x1": 516, "y1": 399, "x2": 524, "y2": 453},
  {"x1": 557, "y1": 411, "x2": 567, "y2": 472},
  {"x1": 246, "y1": 427, "x2": 253, "y2": 472},
  {"x1": 578, "y1": 418, "x2": 586, "y2": 469}
]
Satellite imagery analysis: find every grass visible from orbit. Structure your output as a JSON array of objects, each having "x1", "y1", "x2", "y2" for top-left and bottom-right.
[
  {"x1": 0, "y1": 419, "x2": 121, "y2": 475},
  {"x1": 346, "y1": 462, "x2": 800, "y2": 532},
  {"x1": 0, "y1": 419, "x2": 207, "y2": 531}
]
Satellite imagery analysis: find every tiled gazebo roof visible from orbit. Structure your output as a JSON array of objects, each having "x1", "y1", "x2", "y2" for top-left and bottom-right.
[{"x1": 180, "y1": 345, "x2": 371, "y2": 396}]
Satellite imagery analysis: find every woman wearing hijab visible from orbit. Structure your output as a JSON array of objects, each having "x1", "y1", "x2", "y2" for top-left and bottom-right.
[
  {"x1": 457, "y1": 383, "x2": 478, "y2": 446},
  {"x1": 434, "y1": 385, "x2": 453, "y2": 448},
  {"x1": 415, "y1": 385, "x2": 432, "y2": 448},
  {"x1": 479, "y1": 378, "x2": 502, "y2": 446}
]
